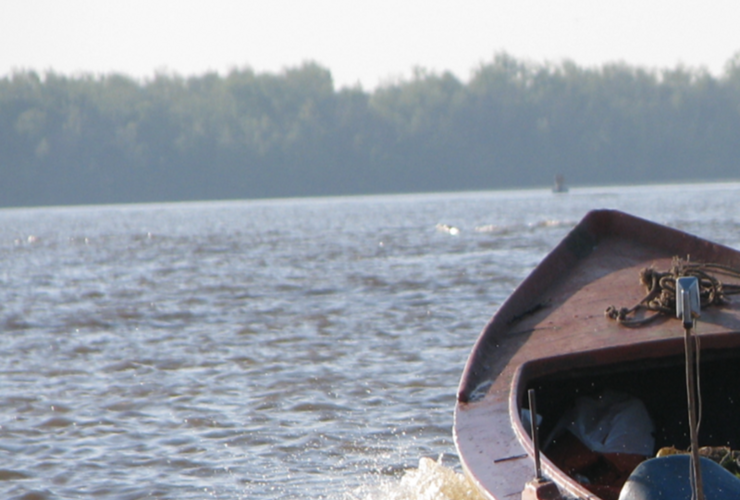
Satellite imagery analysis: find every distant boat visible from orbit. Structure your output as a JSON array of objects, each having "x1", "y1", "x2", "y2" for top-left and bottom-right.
[
  {"x1": 454, "y1": 210, "x2": 740, "y2": 500},
  {"x1": 552, "y1": 174, "x2": 568, "y2": 193}
]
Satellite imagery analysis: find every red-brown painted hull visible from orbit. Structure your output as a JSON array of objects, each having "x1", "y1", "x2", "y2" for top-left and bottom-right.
[{"x1": 454, "y1": 209, "x2": 740, "y2": 499}]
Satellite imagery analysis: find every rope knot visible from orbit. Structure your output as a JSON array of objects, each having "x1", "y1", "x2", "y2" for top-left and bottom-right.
[{"x1": 605, "y1": 257, "x2": 740, "y2": 327}]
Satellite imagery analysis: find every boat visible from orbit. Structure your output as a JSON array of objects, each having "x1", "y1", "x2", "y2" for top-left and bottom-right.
[
  {"x1": 454, "y1": 209, "x2": 740, "y2": 500},
  {"x1": 552, "y1": 174, "x2": 568, "y2": 193}
]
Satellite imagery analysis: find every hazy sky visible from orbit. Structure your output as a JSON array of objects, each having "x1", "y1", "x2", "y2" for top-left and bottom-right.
[{"x1": 3, "y1": 0, "x2": 740, "y2": 89}]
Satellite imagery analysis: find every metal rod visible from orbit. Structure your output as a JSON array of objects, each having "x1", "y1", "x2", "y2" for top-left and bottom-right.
[
  {"x1": 675, "y1": 278, "x2": 704, "y2": 500},
  {"x1": 527, "y1": 388, "x2": 542, "y2": 480},
  {"x1": 684, "y1": 323, "x2": 705, "y2": 500}
]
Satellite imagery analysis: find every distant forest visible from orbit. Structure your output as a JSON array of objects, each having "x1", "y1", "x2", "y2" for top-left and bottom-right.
[{"x1": 3, "y1": 53, "x2": 740, "y2": 207}]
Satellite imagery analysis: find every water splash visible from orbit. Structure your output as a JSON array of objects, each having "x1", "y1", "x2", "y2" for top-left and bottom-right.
[{"x1": 348, "y1": 456, "x2": 486, "y2": 500}]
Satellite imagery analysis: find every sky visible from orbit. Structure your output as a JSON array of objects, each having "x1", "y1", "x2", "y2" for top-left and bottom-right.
[{"x1": 2, "y1": 0, "x2": 740, "y2": 89}]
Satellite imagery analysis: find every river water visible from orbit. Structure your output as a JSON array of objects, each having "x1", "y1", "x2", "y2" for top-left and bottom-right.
[{"x1": 2, "y1": 183, "x2": 740, "y2": 500}]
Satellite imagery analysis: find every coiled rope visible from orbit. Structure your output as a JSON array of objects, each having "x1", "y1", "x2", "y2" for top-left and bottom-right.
[{"x1": 605, "y1": 257, "x2": 740, "y2": 327}]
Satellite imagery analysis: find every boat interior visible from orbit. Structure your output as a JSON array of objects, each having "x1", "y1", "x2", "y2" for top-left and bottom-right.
[{"x1": 517, "y1": 334, "x2": 740, "y2": 500}]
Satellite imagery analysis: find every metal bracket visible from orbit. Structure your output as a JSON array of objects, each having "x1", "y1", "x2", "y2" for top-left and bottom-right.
[{"x1": 676, "y1": 276, "x2": 701, "y2": 328}]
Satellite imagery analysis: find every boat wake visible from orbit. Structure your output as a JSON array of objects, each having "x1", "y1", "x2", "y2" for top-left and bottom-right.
[
  {"x1": 474, "y1": 218, "x2": 574, "y2": 234},
  {"x1": 435, "y1": 223, "x2": 461, "y2": 235},
  {"x1": 347, "y1": 456, "x2": 486, "y2": 500}
]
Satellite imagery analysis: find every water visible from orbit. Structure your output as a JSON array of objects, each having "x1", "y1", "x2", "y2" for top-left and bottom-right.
[{"x1": 2, "y1": 183, "x2": 740, "y2": 499}]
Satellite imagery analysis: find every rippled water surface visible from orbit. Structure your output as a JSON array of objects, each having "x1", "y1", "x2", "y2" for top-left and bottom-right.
[{"x1": 2, "y1": 183, "x2": 740, "y2": 499}]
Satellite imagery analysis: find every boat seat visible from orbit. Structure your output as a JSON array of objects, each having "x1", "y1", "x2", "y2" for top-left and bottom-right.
[{"x1": 619, "y1": 455, "x2": 740, "y2": 500}]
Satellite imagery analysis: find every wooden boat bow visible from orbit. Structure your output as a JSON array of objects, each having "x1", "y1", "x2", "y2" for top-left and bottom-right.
[{"x1": 454, "y1": 209, "x2": 740, "y2": 500}]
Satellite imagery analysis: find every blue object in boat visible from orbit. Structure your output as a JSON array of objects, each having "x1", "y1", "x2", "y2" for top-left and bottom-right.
[{"x1": 619, "y1": 455, "x2": 740, "y2": 500}]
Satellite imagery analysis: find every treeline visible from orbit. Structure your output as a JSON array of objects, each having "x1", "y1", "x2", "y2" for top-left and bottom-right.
[{"x1": 2, "y1": 53, "x2": 740, "y2": 207}]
